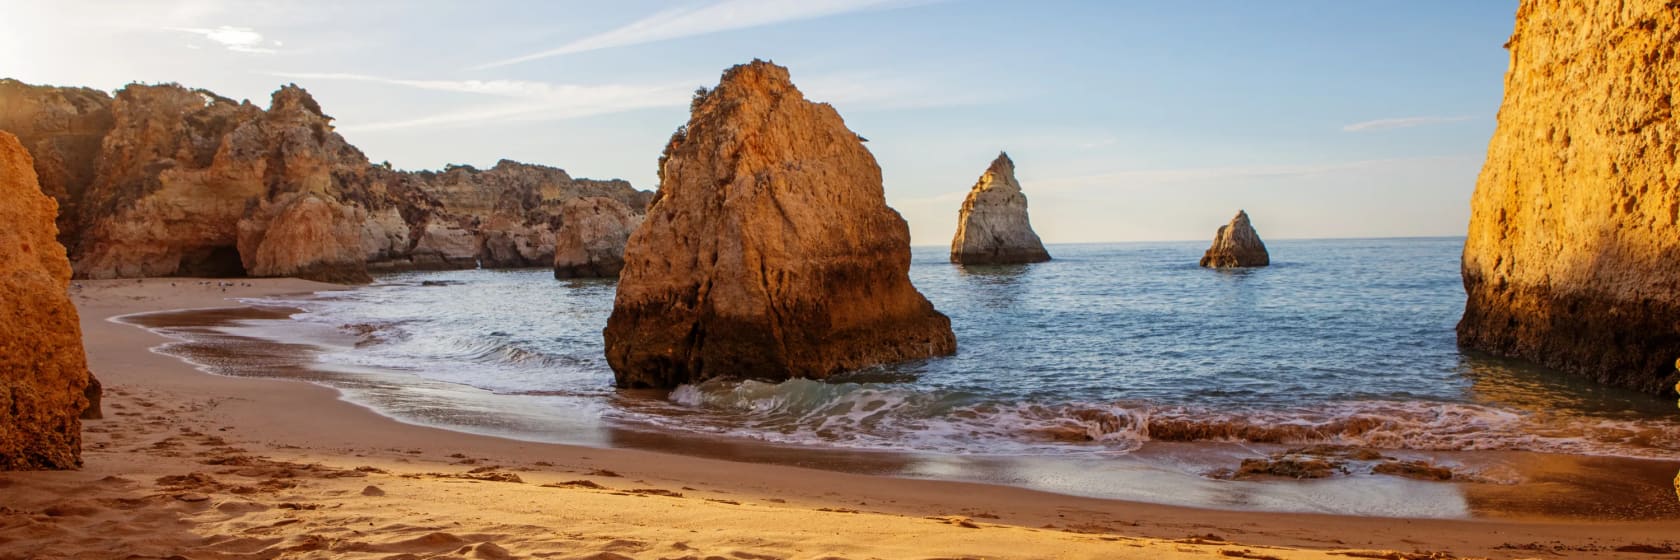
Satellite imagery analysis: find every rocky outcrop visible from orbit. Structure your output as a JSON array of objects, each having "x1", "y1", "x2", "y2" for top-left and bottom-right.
[
  {"x1": 0, "y1": 79, "x2": 653, "y2": 282},
  {"x1": 950, "y1": 152, "x2": 1051, "y2": 265},
  {"x1": 0, "y1": 79, "x2": 114, "y2": 248},
  {"x1": 1199, "y1": 210, "x2": 1269, "y2": 268},
  {"x1": 604, "y1": 60, "x2": 957, "y2": 389},
  {"x1": 1458, "y1": 0, "x2": 1680, "y2": 395},
  {"x1": 0, "y1": 131, "x2": 93, "y2": 470},
  {"x1": 554, "y1": 197, "x2": 643, "y2": 278}
]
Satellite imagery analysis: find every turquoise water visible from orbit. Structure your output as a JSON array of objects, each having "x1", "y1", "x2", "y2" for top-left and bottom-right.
[{"x1": 239, "y1": 237, "x2": 1679, "y2": 460}]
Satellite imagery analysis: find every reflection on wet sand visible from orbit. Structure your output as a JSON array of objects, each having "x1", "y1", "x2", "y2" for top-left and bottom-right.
[{"x1": 116, "y1": 304, "x2": 1680, "y2": 521}]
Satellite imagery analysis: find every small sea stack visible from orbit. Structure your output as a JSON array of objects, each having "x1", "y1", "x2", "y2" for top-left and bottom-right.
[
  {"x1": 1199, "y1": 210, "x2": 1269, "y2": 268},
  {"x1": 0, "y1": 131, "x2": 95, "y2": 470},
  {"x1": 553, "y1": 196, "x2": 644, "y2": 279},
  {"x1": 603, "y1": 60, "x2": 957, "y2": 389},
  {"x1": 950, "y1": 152, "x2": 1051, "y2": 265}
]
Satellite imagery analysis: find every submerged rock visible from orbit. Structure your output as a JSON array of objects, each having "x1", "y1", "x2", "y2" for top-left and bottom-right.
[
  {"x1": 1458, "y1": 0, "x2": 1680, "y2": 394},
  {"x1": 0, "y1": 131, "x2": 93, "y2": 469},
  {"x1": 604, "y1": 60, "x2": 957, "y2": 389},
  {"x1": 1199, "y1": 210, "x2": 1269, "y2": 268},
  {"x1": 950, "y1": 152, "x2": 1050, "y2": 265},
  {"x1": 553, "y1": 197, "x2": 643, "y2": 279}
]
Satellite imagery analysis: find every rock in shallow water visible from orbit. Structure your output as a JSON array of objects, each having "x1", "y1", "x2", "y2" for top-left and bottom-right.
[
  {"x1": 1199, "y1": 210, "x2": 1269, "y2": 268},
  {"x1": 0, "y1": 131, "x2": 93, "y2": 470},
  {"x1": 603, "y1": 60, "x2": 957, "y2": 389},
  {"x1": 950, "y1": 152, "x2": 1050, "y2": 265},
  {"x1": 1458, "y1": 0, "x2": 1680, "y2": 395}
]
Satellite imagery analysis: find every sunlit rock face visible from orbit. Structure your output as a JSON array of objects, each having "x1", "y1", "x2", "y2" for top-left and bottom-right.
[
  {"x1": 1458, "y1": 0, "x2": 1680, "y2": 395},
  {"x1": 950, "y1": 152, "x2": 1051, "y2": 265},
  {"x1": 1199, "y1": 210, "x2": 1269, "y2": 268},
  {"x1": 604, "y1": 60, "x2": 957, "y2": 389},
  {"x1": 0, "y1": 79, "x2": 113, "y2": 249},
  {"x1": 553, "y1": 196, "x2": 643, "y2": 279},
  {"x1": 0, "y1": 131, "x2": 94, "y2": 470}
]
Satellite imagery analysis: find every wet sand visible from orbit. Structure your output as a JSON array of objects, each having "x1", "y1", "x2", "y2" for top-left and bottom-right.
[{"x1": 1, "y1": 278, "x2": 1677, "y2": 559}]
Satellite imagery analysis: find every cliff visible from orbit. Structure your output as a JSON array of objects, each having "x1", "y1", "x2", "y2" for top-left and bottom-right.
[
  {"x1": 604, "y1": 60, "x2": 957, "y2": 389},
  {"x1": 1200, "y1": 210, "x2": 1270, "y2": 268},
  {"x1": 0, "y1": 131, "x2": 93, "y2": 470},
  {"x1": 1459, "y1": 0, "x2": 1680, "y2": 394},
  {"x1": 553, "y1": 196, "x2": 643, "y2": 278},
  {"x1": 950, "y1": 152, "x2": 1051, "y2": 265},
  {"x1": 0, "y1": 79, "x2": 652, "y2": 282}
]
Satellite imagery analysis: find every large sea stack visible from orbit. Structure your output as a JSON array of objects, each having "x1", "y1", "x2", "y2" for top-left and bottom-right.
[
  {"x1": 603, "y1": 60, "x2": 957, "y2": 389},
  {"x1": 1199, "y1": 210, "x2": 1269, "y2": 268},
  {"x1": 950, "y1": 152, "x2": 1051, "y2": 265},
  {"x1": 0, "y1": 131, "x2": 93, "y2": 469},
  {"x1": 1459, "y1": 0, "x2": 1680, "y2": 395}
]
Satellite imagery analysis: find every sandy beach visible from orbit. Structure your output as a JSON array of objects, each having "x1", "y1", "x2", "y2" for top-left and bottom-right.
[{"x1": 0, "y1": 278, "x2": 1668, "y2": 559}]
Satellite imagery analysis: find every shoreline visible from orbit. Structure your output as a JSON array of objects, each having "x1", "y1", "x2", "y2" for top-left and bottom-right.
[{"x1": 1, "y1": 278, "x2": 1676, "y2": 559}]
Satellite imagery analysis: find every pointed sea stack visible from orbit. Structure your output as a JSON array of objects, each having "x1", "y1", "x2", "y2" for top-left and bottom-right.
[
  {"x1": 553, "y1": 196, "x2": 643, "y2": 278},
  {"x1": 1199, "y1": 210, "x2": 1269, "y2": 268},
  {"x1": 603, "y1": 60, "x2": 957, "y2": 389},
  {"x1": 950, "y1": 152, "x2": 1051, "y2": 265},
  {"x1": 1459, "y1": 0, "x2": 1680, "y2": 394},
  {"x1": 0, "y1": 131, "x2": 93, "y2": 469}
]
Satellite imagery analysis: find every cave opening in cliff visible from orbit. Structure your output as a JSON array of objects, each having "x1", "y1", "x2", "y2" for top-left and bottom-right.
[{"x1": 177, "y1": 245, "x2": 247, "y2": 278}]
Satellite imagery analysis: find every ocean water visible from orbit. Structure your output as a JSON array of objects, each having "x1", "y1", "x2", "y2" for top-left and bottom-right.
[{"x1": 231, "y1": 237, "x2": 1680, "y2": 461}]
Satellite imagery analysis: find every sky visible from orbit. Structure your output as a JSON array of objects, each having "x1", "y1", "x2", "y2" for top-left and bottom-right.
[{"x1": 1, "y1": 0, "x2": 1517, "y2": 245}]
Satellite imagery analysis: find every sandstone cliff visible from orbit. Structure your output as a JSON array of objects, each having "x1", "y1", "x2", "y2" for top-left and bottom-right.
[
  {"x1": 0, "y1": 79, "x2": 114, "y2": 248},
  {"x1": 554, "y1": 197, "x2": 643, "y2": 278},
  {"x1": 0, "y1": 80, "x2": 653, "y2": 282},
  {"x1": 950, "y1": 152, "x2": 1051, "y2": 265},
  {"x1": 604, "y1": 60, "x2": 957, "y2": 389},
  {"x1": 1459, "y1": 0, "x2": 1680, "y2": 394},
  {"x1": 1200, "y1": 210, "x2": 1270, "y2": 268},
  {"x1": 0, "y1": 131, "x2": 93, "y2": 470}
]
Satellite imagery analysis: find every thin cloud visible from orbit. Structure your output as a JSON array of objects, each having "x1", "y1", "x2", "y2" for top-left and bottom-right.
[
  {"x1": 1342, "y1": 116, "x2": 1473, "y2": 132},
  {"x1": 269, "y1": 72, "x2": 692, "y2": 132},
  {"x1": 476, "y1": 0, "x2": 938, "y2": 69},
  {"x1": 1030, "y1": 156, "x2": 1478, "y2": 192},
  {"x1": 173, "y1": 25, "x2": 280, "y2": 53}
]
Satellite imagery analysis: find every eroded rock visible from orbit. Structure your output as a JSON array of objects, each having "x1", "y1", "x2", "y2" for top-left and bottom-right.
[
  {"x1": 1199, "y1": 210, "x2": 1269, "y2": 268},
  {"x1": 0, "y1": 131, "x2": 93, "y2": 469},
  {"x1": 950, "y1": 152, "x2": 1050, "y2": 265},
  {"x1": 553, "y1": 197, "x2": 643, "y2": 278},
  {"x1": 604, "y1": 60, "x2": 956, "y2": 389},
  {"x1": 1458, "y1": 0, "x2": 1680, "y2": 394}
]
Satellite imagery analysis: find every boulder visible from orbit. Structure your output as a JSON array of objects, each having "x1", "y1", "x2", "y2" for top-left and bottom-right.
[
  {"x1": 0, "y1": 131, "x2": 93, "y2": 469},
  {"x1": 1458, "y1": 0, "x2": 1680, "y2": 394},
  {"x1": 950, "y1": 152, "x2": 1051, "y2": 265},
  {"x1": 1199, "y1": 210, "x2": 1269, "y2": 268},
  {"x1": 554, "y1": 197, "x2": 643, "y2": 278},
  {"x1": 603, "y1": 60, "x2": 957, "y2": 389}
]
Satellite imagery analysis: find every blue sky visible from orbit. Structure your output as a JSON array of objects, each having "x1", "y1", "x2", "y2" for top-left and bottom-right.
[{"x1": 2, "y1": 0, "x2": 1516, "y2": 244}]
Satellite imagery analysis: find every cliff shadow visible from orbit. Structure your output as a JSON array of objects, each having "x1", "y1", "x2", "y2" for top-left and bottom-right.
[{"x1": 175, "y1": 245, "x2": 247, "y2": 278}]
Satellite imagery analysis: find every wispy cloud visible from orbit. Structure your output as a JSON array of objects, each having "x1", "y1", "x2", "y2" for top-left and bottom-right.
[
  {"x1": 1341, "y1": 116, "x2": 1473, "y2": 132},
  {"x1": 1029, "y1": 156, "x2": 1479, "y2": 192},
  {"x1": 271, "y1": 72, "x2": 691, "y2": 132},
  {"x1": 476, "y1": 0, "x2": 937, "y2": 69},
  {"x1": 173, "y1": 25, "x2": 281, "y2": 53}
]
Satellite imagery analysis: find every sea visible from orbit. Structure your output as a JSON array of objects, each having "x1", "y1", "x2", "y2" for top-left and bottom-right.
[{"x1": 126, "y1": 237, "x2": 1680, "y2": 518}]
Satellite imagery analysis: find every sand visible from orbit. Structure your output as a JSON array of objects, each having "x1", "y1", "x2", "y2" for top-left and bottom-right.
[{"x1": 0, "y1": 278, "x2": 1676, "y2": 559}]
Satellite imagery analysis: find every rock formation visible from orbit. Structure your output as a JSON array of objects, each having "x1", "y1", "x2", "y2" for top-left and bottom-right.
[
  {"x1": 0, "y1": 79, "x2": 653, "y2": 282},
  {"x1": 1458, "y1": 0, "x2": 1680, "y2": 395},
  {"x1": 0, "y1": 131, "x2": 93, "y2": 469},
  {"x1": 554, "y1": 197, "x2": 644, "y2": 278},
  {"x1": 950, "y1": 152, "x2": 1051, "y2": 265},
  {"x1": 0, "y1": 79, "x2": 113, "y2": 249},
  {"x1": 604, "y1": 60, "x2": 957, "y2": 389},
  {"x1": 1199, "y1": 210, "x2": 1269, "y2": 268}
]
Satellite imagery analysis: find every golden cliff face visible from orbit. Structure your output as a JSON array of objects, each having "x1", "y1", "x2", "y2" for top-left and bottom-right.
[
  {"x1": 0, "y1": 131, "x2": 93, "y2": 470},
  {"x1": 1459, "y1": 0, "x2": 1680, "y2": 394},
  {"x1": 604, "y1": 60, "x2": 957, "y2": 389}
]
